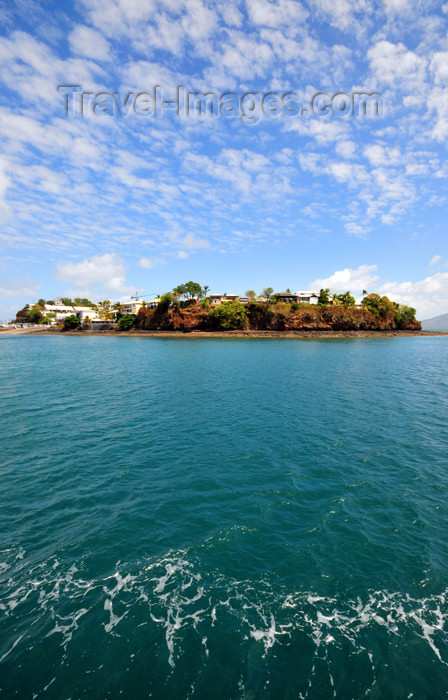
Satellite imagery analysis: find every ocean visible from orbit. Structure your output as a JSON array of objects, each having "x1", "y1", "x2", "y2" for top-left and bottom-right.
[{"x1": 1, "y1": 335, "x2": 448, "y2": 698}]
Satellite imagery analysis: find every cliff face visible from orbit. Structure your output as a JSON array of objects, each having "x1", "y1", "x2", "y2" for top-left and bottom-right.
[{"x1": 134, "y1": 302, "x2": 421, "y2": 333}]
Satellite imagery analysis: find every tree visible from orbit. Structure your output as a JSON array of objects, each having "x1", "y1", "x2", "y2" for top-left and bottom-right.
[
  {"x1": 262, "y1": 287, "x2": 274, "y2": 301},
  {"x1": 394, "y1": 304, "x2": 417, "y2": 328},
  {"x1": 245, "y1": 290, "x2": 256, "y2": 300},
  {"x1": 318, "y1": 288, "x2": 330, "y2": 305},
  {"x1": 25, "y1": 306, "x2": 43, "y2": 324},
  {"x1": 63, "y1": 315, "x2": 80, "y2": 329},
  {"x1": 60, "y1": 298, "x2": 73, "y2": 306},
  {"x1": 202, "y1": 285, "x2": 210, "y2": 298},
  {"x1": 156, "y1": 293, "x2": 172, "y2": 313},
  {"x1": 208, "y1": 301, "x2": 248, "y2": 330},
  {"x1": 74, "y1": 297, "x2": 96, "y2": 308},
  {"x1": 337, "y1": 291, "x2": 356, "y2": 306},
  {"x1": 361, "y1": 294, "x2": 395, "y2": 318},
  {"x1": 101, "y1": 299, "x2": 111, "y2": 309},
  {"x1": 37, "y1": 298, "x2": 46, "y2": 308},
  {"x1": 173, "y1": 281, "x2": 203, "y2": 300},
  {"x1": 118, "y1": 314, "x2": 135, "y2": 330}
]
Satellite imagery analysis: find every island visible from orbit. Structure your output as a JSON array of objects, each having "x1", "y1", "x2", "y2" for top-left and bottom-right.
[{"x1": 5, "y1": 283, "x2": 438, "y2": 337}]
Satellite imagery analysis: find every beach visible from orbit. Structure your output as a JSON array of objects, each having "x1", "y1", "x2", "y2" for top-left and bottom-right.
[{"x1": 1, "y1": 327, "x2": 447, "y2": 338}]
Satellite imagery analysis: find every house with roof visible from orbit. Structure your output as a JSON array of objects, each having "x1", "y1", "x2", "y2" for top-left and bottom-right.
[
  {"x1": 35, "y1": 304, "x2": 100, "y2": 324},
  {"x1": 208, "y1": 294, "x2": 241, "y2": 305},
  {"x1": 274, "y1": 291, "x2": 319, "y2": 304}
]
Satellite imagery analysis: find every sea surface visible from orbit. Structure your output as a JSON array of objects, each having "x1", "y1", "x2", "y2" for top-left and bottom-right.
[{"x1": 1, "y1": 335, "x2": 448, "y2": 699}]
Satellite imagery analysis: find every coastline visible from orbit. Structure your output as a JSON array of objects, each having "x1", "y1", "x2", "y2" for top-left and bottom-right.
[{"x1": 1, "y1": 328, "x2": 447, "y2": 338}]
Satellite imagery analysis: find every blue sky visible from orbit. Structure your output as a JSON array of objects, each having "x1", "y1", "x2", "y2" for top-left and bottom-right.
[{"x1": 1, "y1": 0, "x2": 448, "y2": 320}]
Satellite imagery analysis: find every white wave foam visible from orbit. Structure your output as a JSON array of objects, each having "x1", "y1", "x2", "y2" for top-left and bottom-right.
[
  {"x1": 249, "y1": 614, "x2": 277, "y2": 657},
  {"x1": 2, "y1": 547, "x2": 448, "y2": 688},
  {"x1": 104, "y1": 598, "x2": 128, "y2": 633}
]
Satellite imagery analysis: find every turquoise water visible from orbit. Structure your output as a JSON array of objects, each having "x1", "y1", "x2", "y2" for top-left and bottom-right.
[{"x1": 1, "y1": 336, "x2": 448, "y2": 698}]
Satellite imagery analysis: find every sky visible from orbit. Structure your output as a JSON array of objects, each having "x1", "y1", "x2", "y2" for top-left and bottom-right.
[{"x1": 1, "y1": 0, "x2": 448, "y2": 320}]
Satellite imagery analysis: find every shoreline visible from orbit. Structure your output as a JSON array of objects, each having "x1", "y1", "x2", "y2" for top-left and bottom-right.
[{"x1": 1, "y1": 328, "x2": 447, "y2": 338}]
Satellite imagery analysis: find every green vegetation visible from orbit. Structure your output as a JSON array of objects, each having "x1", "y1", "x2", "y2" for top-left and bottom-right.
[
  {"x1": 318, "y1": 288, "x2": 330, "y2": 305},
  {"x1": 63, "y1": 315, "x2": 81, "y2": 329},
  {"x1": 24, "y1": 306, "x2": 44, "y2": 324},
  {"x1": 394, "y1": 304, "x2": 418, "y2": 329},
  {"x1": 58, "y1": 297, "x2": 97, "y2": 308},
  {"x1": 42, "y1": 312, "x2": 56, "y2": 325},
  {"x1": 118, "y1": 314, "x2": 136, "y2": 331},
  {"x1": 208, "y1": 300, "x2": 248, "y2": 330},
  {"x1": 173, "y1": 281, "x2": 205, "y2": 300},
  {"x1": 156, "y1": 293, "x2": 173, "y2": 313},
  {"x1": 335, "y1": 291, "x2": 356, "y2": 306},
  {"x1": 74, "y1": 298, "x2": 97, "y2": 308},
  {"x1": 14, "y1": 285, "x2": 420, "y2": 333}
]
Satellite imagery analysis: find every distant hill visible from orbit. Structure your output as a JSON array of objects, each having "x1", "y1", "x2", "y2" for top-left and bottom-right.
[{"x1": 421, "y1": 312, "x2": 448, "y2": 330}]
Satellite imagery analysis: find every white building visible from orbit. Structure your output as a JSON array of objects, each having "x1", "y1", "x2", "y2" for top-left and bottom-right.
[
  {"x1": 37, "y1": 304, "x2": 100, "y2": 324},
  {"x1": 208, "y1": 294, "x2": 240, "y2": 305},
  {"x1": 120, "y1": 299, "x2": 162, "y2": 313},
  {"x1": 120, "y1": 301, "x2": 144, "y2": 314},
  {"x1": 294, "y1": 292, "x2": 319, "y2": 304},
  {"x1": 146, "y1": 298, "x2": 162, "y2": 309}
]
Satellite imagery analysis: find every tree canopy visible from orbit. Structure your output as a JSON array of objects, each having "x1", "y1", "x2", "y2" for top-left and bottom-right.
[
  {"x1": 318, "y1": 289, "x2": 330, "y2": 304},
  {"x1": 63, "y1": 315, "x2": 80, "y2": 329},
  {"x1": 173, "y1": 281, "x2": 204, "y2": 300},
  {"x1": 25, "y1": 306, "x2": 43, "y2": 324},
  {"x1": 208, "y1": 300, "x2": 248, "y2": 330},
  {"x1": 118, "y1": 314, "x2": 136, "y2": 330}
]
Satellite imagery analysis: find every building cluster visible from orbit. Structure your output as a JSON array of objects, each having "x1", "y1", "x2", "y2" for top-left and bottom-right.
[{"x1": 27, "y1": 291, "x2": 319, "y2": 325}]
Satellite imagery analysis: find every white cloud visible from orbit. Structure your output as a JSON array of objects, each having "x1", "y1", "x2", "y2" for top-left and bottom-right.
[
  {"x1": 177, "y1": 250, "x2": 188, "y2": 259},
  {"x1": 309, "y1": 265, "x2": 380, "y2": 293},
  {"x1": 429, "y1": 52, "x2": 448, "y2": 85},
  {"x1": 0, "y1": 156, "x2": 11, "y2": 221},
  {"x1": 364, "y1": 144, "x2": 401, "y2": 167},
  {"x1": 430, "y1": 254, "x2": 441, "y2": 266},
  {"x1": 0, "y1": 280, "x2": 40, "y2": 299},
  {"x1": 379, "y1": 272, "x2": 448, "y2": 317},
  {"x1": 139, "y1": 256, "x2": 167, "y2": 268},
  {"x1": 311, "y1": 0, "x2": 368, "y2": 32},
  {"x1": 368, "y1": 40, "x2": 426, "y2": 87},
  {"x1": 178, "y1": 233, "x2": 210, "y2": 250},
  {"x1": 246, "y1": 0, "x2": 307, "y2": 27},
  {"x1": 383, "y1": 0, "x2": 412, "y2": 14},
  {"x1": 80, "y1": 0, "x2": 157, "y2": 37},
  {"x1": 69, "y1": 25, "x2": 111, "y2": 62},
  {"x1": 57, "y1": 253, "x2": 134, "y2": 296}
]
